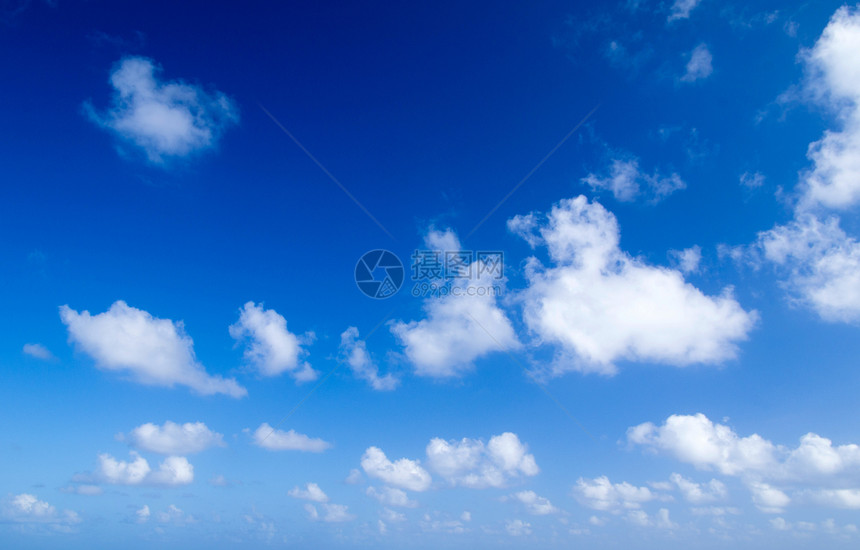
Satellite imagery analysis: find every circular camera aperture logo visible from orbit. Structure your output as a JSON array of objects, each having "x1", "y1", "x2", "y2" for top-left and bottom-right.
[{"x1": 355, "y1": 249, "x2": 404, "y2": 299}]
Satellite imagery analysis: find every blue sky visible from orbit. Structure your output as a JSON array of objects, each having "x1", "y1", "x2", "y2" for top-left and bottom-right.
[{"x1": 3, "y1": 0, "x2": 860, "y2": 547}]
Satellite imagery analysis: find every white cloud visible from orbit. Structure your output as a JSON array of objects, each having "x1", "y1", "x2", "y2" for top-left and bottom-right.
[
  {"x1": 338, "y1": 327, "x2": 398, "y2": 390},
  {"x1": 288, "y1": 482, "x2": 329, "y2": 503},
  {"x1": 627, "y1": 414, "x2": 778, "y2": 476},
  {"x1": 740, "y1": 171, "x2": 765, "y2": 189},
  {"x1": 581, "y1": 158, "x2": 685, "y2": 203},
  {"x1": 509, "y1": 196, "x2": 756, "y2": 375},
  {"x1": 3, "y1": 494, "x2": 80, "y2": 527},
  {"x1": 426, "y1": 432, "x2": 539, "y2": 489},
  {"x1": 629, "y1": 413, "x2": 860, "y2": 510},
  {"x1": 505, "y1": 518, "x2": 532, "y2": 536},
  {"x1": 251, "y1": 423, "x2": 331, "y2": 453},
  {"x1": 681, "y1": 43, "x2": 713, "y2": 82},
  {"x1": 96, "y1": 452, "x2": 193, "y2": 486},
  {"x1": 512, "y1": 490, "x2": 559, "y2": 515},
  {"x1": 22, "y1": 343, "x2": 54, "y2": 360},
  {"x1": 755, "y1": 215, "x2": 860, "y2": 322},
  {"x1": 136, "y1": 505, "x2": 150, "y2": 524},
  {"x1": 669, "y1": 473, "x2": 727, "y2": 503},
  {"x1": 668, "y1": 0, "x2": 702, "y2": 22},
  {"x1": 156, "y1": 504, "x2": 194, "y2": 525},
  {"x1": 669, "y1": 245, "x2": 702, "y2": 274},
  {"x1": 391, "y1": 228, "x2": 519, "y2": 378},
  {"x1": 84, "y1": 56, "x2": 238, "y2": 163},
  {"x1": 361, "y1": 447, "x2": 432, "y2": 492},
  {"x1": 749, "y1": 482, "x2": 791, "y2": 513},
  {"x1": 124, "y1": 421, "x2": 224, "y2": 455},
  {"x1": 366, "y1": 486, "x2": 418, "y2": 508},
  {"x1": 321, "y1": 503, "x2": 355, "y2": 522},
  {"x1": 575, "y1": 476, "x2": 655, "y2": 510},
  {"x1": 810, "y1": 488, "x2": 860, "y2": 508},
  {"x1": 60, "y1": 301, "x2": 246, "y2": 398},
  {"x1": 797, "y1": 6, "x2": 860, "y2": 210},
  {"x1": 229, "y1": 302, "x2": 316, "y2": 381}
]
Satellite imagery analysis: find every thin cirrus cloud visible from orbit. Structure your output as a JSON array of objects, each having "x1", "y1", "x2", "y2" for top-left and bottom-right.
[
  {"x1": 122, "y1": 421, "x2": 225, "y2": 455},
  {"x1": 229, "y1": 301, "x2": 317, "y2": 382},
  {"x1": 22, "y1": 343, "x2": 55, "y2": 360},
  {"x1": 508, "y1": 195, "x2": 757, "y2": 375},
  {"x1": 581, "y1": 157, "x2": 686, "y2": 203},
  {"x1": 60, "y1": 300, "x2": 246, "y2": 398},
  {"x1": 680, "y1": 43, "x2": 713, "y2": 83},
  {"x1": 390, "y1": 228, "x2": 520, "y2": 378},
  {"x1": 250, "y1": 422, "x2": 332, "y2": 453},
  {"x1": 338, "y1": 326, "x2": 398, "y2": 391},
  {"x1": 84, "y1": 56, "x2": 239, "y2": 164}
]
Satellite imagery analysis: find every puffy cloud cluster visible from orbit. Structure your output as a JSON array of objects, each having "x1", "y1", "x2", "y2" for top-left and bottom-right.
[
  {"x1": 574, "y1": 476, "x2": 656, "y2": 511},
  {"x1": 96, "y1": 452, "x2": 193, "y2": 486},
  {"x1": 509, "y1": 196, "x2": 756, "y2": 374},
  {"x1": 61, "y1": 301, "x2": 246, "y2": 398},
  {"x1": 230, "y1": 302, "x2": 317, "y2": 381},
  {"x1": 511, "y1": 490, "x2": 559, "y2": 515},
  {"x1": 124, "y1": 421, "x2": 225, "y2": 455},
  {"x1": 2, "y1": 494, "x2": 80, "y2": 528},
  {"x1": 426, "y1": 432, "x2": 539, "y2": 488},
  {"x1": 361, "y1": 447, "x2": 432, "y2": 492},
  {"x1": 391, "y1": 228, "x2": 519, "y2": 377},
  {"x1": 628, "y1": 413, "x2": 860, "y2": 511},
  {"x1": 85, "y1": 56, "x2": 239, "y2": 163}
]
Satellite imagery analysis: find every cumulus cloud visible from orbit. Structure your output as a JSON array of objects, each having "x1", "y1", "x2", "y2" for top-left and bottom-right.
[
  {"x1": 136, "y1": 505, "x2": 150, "y2": 524},
  {"x1": 581, "y1": 158, "x2": 685, "y2": 202},
  {"x1": 251, "y1": 423, "x2": 331, "y2": 452},
  {"x1": 391, "y1": 228, "x2": 519, "y2": 378},
  {"x1": 505, "y1": 518, "x2": 532, "y2": 536},
  {"x1": 288, "y1": 482, "x2": 329, "y2": 503},
  {"x1": 2, "y1": 494, "x2": 80, "y2": 527},
  {"x1": 60, "y1": 301, "x2": 246, "y2": 398},
  {"x1": 22, "y1": 343, "x2": 55, "y2": 360},
  {"x1": 361, "y1": 447, "x2": 432, "y2": 492},
  {"x1": 123, "y1": 421, "x2": 225, "y2": 455},
  {"x1": 304, "y1": 503, "x2": 355, "y2": 523},
  {"x1": 749, "y1": 481, "x2": 791, "y2": 513},
  {"x1": 96, "y1": 452, "x2": 193, "y2": 486},
  {"x1": 426, "y1": 432, "x2": 539, "y2": 488},
  {"x1": 509, "y1": 196, "x2": 756, "y2": 375},
  {"x1": 338, "y1": 327, "x2": 398, "y2": 390},
  {"x1": 629, "y1": 413, "x2": 860, "y2": 509},
  {"x1": 669, "y1": 473, "x2": 727, "y2": 503},
  {"x1": 797, "y1": 6, "x2": 860, "y2": 210},
  {"x1": 84, "y1": 56, "x2": 238, "y2": 163},
  {"x1": 574, "y1": 476, "x2": 656, "y2": 510},
  {"x1": 740, "y1": 171, "x2": 765, "y2": 189},
  {"x1": 681, "y1": 44, "x2": 713, "y2": 82},
  {"x1": 512, "y1": 490, "x2": 559, "y2": 515},
  {"x1": 668, "y1": 0, "x2": 702, "y2": 22},
  {"x1": 229, "y1": 302, "x2": 317, "y2": 381},
  {"x1": 367, "y1": 486, "x2": 418, "y2": 508}
]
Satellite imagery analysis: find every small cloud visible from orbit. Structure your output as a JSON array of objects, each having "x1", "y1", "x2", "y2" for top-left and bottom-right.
[
  {"x1": 251, "y1": 423, "x2": 331, "y2": 452},
  {"x1": 22, "y1": 343, "x2": 55, "y2": 361},
  {"x1": 681, "y1": 44, "x2": 713, "y2": 83},
  {"x1": 84, "y1": 56, "x2": 238, "y2": 164}
]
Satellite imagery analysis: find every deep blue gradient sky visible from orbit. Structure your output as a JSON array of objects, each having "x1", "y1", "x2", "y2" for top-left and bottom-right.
[{"x1": 3, "y1": 1, "x2": 860, "y2": 548}]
